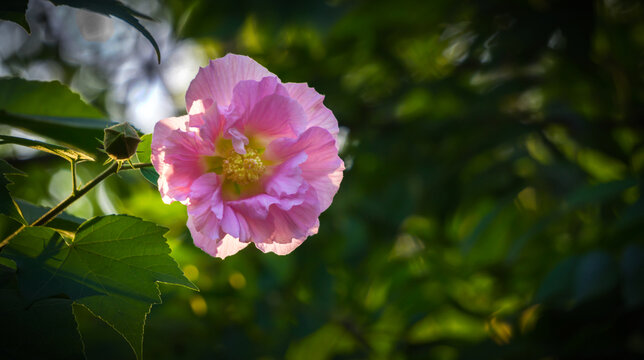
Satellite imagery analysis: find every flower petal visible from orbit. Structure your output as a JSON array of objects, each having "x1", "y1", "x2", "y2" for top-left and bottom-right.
[
  {"x1": 189, "y1": 100, "x2": 225, "y2": 147},
  {"x1": 228, "y1": 77, "x2": 289, "y2": 123},
  {"x1": 254, "y1": 220, "x2": 319, "y2": 255},
  {"x1": 152, "y1": 115, "x2": 209, "y2": 204},
  {"x1": 283, "y1": 82, "x2": 339, "y2": 141},
  {"x1": 240, "y1": 94, "x2": 307, "y2": 139},
  {"x1": 263, "y1": 151, "x2": 308, "y2": 197},
  {"x1": 306, "y1": 163, "x2": 344, "y2": 212},
  {"x1": 254, "y1": 238, "x2": 305, "y2": 255},
  {"x1": 266, "y1": 186, "x2": 320, "y2": 244},
  {"x1": 220, "y1": 205, "x2": 276, "y2": 243},
  {"x1": 189, "y1": 173, "x2": 224, "y2": 218},
  {"x1": 266, "y1": 127, "x2": 343, "y2": 211},
  {"x1": 188, "y1": 217, "x2": 249, "y2": 259},
  {"x1": 185, "y1": 54, "x2": 275, "y2": 111},
  {"x1": 227, "y1": 127, "x2": 249, "y2": 155},
  {"x1": 228, "y1": 194, "x2": 280, "y2": 219}
]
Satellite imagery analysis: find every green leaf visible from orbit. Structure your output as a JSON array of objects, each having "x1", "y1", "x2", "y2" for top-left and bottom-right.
[
  {"x1": 1, "y1": 215, "x2": 198, "y2": 360},
  {"x1": 620, "y1": 244, "x2": 644, "y2": 308},
  {"x1": 535, "y1": 256, "x2": 579, "y2": 306},
  {"x1": 0, "y1": 275, "x2": 84, "y2": 359},
  {"x1": 0, "y1": 0, "x2": 30, "y2": 33},
  {"x1": 0, "y1": 214, "x2": 22, "y2": 241},
  {"x1": 507, "y1": 179, "x2": 638, "y2": 261},
  {"x1": 135, "y1": 134, "x2": 159, "y2": 186},
  {"x1": 535, "y1": 252, "x2": 619, "y2": 306},
  {"x1": 573, "y1": 251, "x2": 618, "y2": 303},
  {"x1": 0, "y1": 134, "x2": 95, "y2": 162},
  {"x1": 461, "y1": 198, "x2": 511, "y2": 254},
  {"x1": 0, "y1": 159, "x2": 25, "y2": 223},
  {"x1": 49, "y1": 0, "x2": 161, "y2": 63},
  {"x1": 15, "y1": 199, "x2": 85, "y2": 234},
  {"x1": 0, "y1": 78, "x2": 116, "y2": 156}
]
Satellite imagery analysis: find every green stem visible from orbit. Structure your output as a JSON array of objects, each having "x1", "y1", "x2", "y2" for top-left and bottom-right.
[
  {"x1": 0, "y1": 161, "x2": 153, "y2": 249},
  {"x1": 71, "y1": 160, "x2": 77, "y2": 195}
]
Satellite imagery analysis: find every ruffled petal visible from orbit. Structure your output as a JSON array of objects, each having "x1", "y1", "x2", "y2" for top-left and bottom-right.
[
  {"x1": 227, "y1": 77, "x2": 289, "y2": 123},
  {"x1": 240, "y1": 94, "x2": 307, "y2": 139},
  {"x1": 185, "y1": 54, "x2": 275, "y2": 111},
  {"x1": 305, "y1": 163, "x2": 344, "y2": 211},
  {"x1": 152, "y1": 115, "x2": 209, "y2": 204},
  {"x1": 224, "y1": 77, "x2": 305, "y2": 149},
  {"x1": 266, "y1": 127, "x2": 343, "y2": 211},
  {"x1": 266, "y1": 186, "x2": 320, "y2": 244},
  {"x1": 283, "y1": 82, "x2": 339, "y2": 141},
  {"x1": 228, "y1": 194, "x2": 280, "y2": 219},
  {"x1": 254, "y1": 218, "x2": 319, "y2": 255},
  {"x1": 189, "y1": 173, "x2": 224, "y2": 218},
  {"x1": 188, "y1": 100, "x2": 224, "y2": 148},
  {"x1": 188, "y1": 217, "x2": 249, "y2": 259},
  {"x1": 263, "y1": 151, "x2": 308, "y2": 197},
  {"x1": 254, "y1": 238, "x2": 305, "y2": 255},
  {"x1": 254, "y1": 208, "x2": 320, "y2": 255}
]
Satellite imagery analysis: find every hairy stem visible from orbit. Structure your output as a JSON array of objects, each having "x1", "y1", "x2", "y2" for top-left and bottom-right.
[{"x1": 0, "y1": 161, "x2": 153, "y2": 249}]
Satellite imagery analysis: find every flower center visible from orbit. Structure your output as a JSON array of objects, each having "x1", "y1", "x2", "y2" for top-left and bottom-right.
[{"x1": 222, "y1": 148, "x2": 266, "y2": 185}]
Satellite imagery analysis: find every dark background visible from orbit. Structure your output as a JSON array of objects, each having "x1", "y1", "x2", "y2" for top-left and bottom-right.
[{"x1": 1, "y1": 0, "x2": 644, "y2": 359}]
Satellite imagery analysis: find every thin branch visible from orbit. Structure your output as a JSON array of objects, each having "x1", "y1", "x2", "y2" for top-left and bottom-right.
[
  {"x1": 120, "y1": 162, "x2": 153, "y2": 170},
  {"x1": 0, "y1": 161, "x2": 154, "y2": 249}
]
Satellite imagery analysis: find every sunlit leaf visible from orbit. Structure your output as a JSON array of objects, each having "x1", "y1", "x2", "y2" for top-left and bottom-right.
[
  {"x1": 0, "y1": 0, "x2": 29, "y2": 33},
  {"x1": 0, "y1": 78, "x2": 116, "y2": 156},
  {"x1": 0, "y1": 159, "x2": 25, "y2": 223},
  {"x1": 0, "y1": 135, "x2": 95, "y2": 162},
  {"x1": 49, "y1": 0, "x2": 161, "y2": 62},
  {"x1": 15, "y1": 199, "x2": 85, "y2": 234},
  {"x1": 135, "y1": 134, "x2": 159, "y2": 186},
  {"x1": 1, "y1": 215, "x2": 198, "y2": 360},
  {"x1": 485, "y1": 317, "x2": 513, "y2": 345}
]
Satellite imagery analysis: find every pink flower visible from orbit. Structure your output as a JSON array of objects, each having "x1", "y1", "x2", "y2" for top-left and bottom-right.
[{"x1": 151, "y1": 54, "x2": 344, "y2": 259}]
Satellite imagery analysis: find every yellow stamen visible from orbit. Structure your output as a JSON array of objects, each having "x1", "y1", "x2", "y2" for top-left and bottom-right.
[{"x1": 222, "y1": 148, "x2": 266, "y2": 185}]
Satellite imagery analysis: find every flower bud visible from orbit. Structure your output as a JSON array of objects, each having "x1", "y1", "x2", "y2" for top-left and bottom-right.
[{"x1": 103, "y1": 122, "x2": 141, "y2": 160}]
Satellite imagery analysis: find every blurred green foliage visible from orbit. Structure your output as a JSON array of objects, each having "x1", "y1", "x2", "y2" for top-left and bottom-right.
[{"x1": 2, "y1": 0, "x2": 644, "y2": 359}]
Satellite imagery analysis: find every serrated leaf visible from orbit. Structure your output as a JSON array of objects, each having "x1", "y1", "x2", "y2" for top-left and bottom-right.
[
  {"x1": 16, "y1": 199, "x2": 85, "y2": 234},
  {"x1": 0, "y1": 78, "x2": 116, "y2": 156},
  {"x1": 49, "y1": 0, "x2": 161, "y2": 63},
  {"x1": 0, "y1": 0, "x2": 30, "y2": 33},
  {"x1": 0, "y1": 134, "x2": 95, "y2": 162},
  {"x1": 0, "y1": 159, "x2": 25, "y2": 223},
  {"x1": 135, "y1": 134, "x2": 159, "y2": 186},
  {"x1": 1, "y1": 215, "x2": 197, "y2": 360}
]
